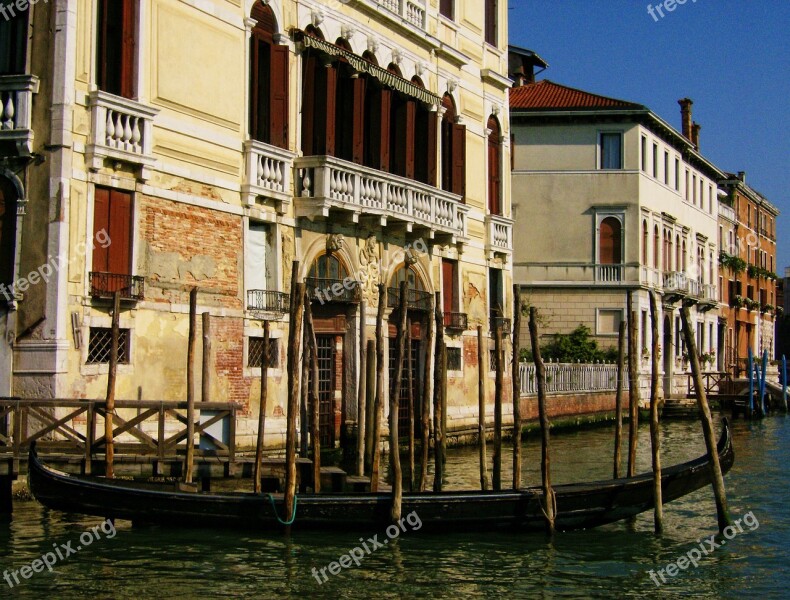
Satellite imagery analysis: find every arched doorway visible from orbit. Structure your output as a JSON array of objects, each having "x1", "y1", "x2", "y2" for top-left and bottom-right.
[
  {"x1": 663, "y1": 314, "x2": 673, "y2": 397},
  {"x1": 0, "y1": 176, "x2": 19, "y2": 396}
]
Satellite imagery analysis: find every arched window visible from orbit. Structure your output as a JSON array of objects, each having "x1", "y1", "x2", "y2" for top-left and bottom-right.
[
  {"x1": 487, "y1": 115, "x2": 502, "y2": 215},
  {"x1": 309, "y1": 253, "x2": 349, "y2": 280},
  {"x1": 675, "y1": 234, "x2": 681, "y2": 273},
  {"x1": 653, "y1": 225, "x2": 660, "y2": 270},
  {"x1": 642, "y1": 220, "x2": 648, "y2": 265},
  {"x1": 599, "y1": 217, "x2": 622, "y2": 265},
  {"x1": 0, "y1": 178, "x2": 18, "y2": 288},
  {"x1": 250, "y1": 2, "x2": 289, "y2": 148},
  {"x1": 301, "y1": 27, "x2": 332, "y2": 156},
  {"x1": 441, "y1": 94, "x2": 465, "y2": 197},
  {"x1": 334, "y1": 42, "x2": 363, "y2": 163},
  {"x1": 682, "y1": 239, "x2": 687, "y2": 272},
  {"x1": 389, "y1": 265, "x2": 431, "y2": 311}
]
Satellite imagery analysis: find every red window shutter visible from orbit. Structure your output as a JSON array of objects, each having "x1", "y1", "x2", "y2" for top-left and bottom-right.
[
  {"x1": 269, "y1": 43, "x2": 289, "y2": 149},
  {"x1": 488, "y1": 135, "x2": 500, "y2": 215},
  {"x1": 120, "y1": 0, "x2": 137, "y2": 98},
  {"x1": 378, "y1": 89, "x2": 392, "y2": 171},
  {"x1": 92, "y1": 188, "x2": 111, "y2": 272},
  {"x1": 426, "y1": 109, "x2": 437, "y2": 186},
  {"x1": 108, "y1": 189, "x2": 132, "y2": 276},
  {"x1": 323, "y1": 66, "x2": 338, "y2": 156},
  {"x1": 451, "y1": 123, "x2": 466, "y2": 198},
  {"x1": 441, "y1": 117, "x2": 452, "y2": 191},
  {"x1": 301, "y1": 54, "x2": 317, "y2": 156},
  {"x1": 352, "y1": 77, "x2": 366, "y2": 164},
  {"x1": 404, "y1": 100, "x2": 416, "y2": 179},
  {"x1": 442, "y1": 260, "x2": 457, "y2": 313}
]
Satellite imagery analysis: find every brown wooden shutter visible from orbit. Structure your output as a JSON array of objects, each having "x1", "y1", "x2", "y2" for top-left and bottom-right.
[
  {"x1": 352, "y1": 77, "x2": 366, "y2": 164},
  {"x1": 120, "y1": 0, "x2": 137, "y2": 98},
  {"x1": 323, "y1": 66, "x2": 338, "y2": 156},
  {"x1": 404, "y1": 100, "x2": 416, "y2": 179},
  {"x1": 377, "y1": 89, "x2": 392, "y2": 171},
  {"x1": 426, "y1": 109, "x2": 437, "y2": 186},
  {"x1": 442, "y1": 260, "x2": 457, "y2": 313},
  {"x1": 269, "y1": 43, "x2": 289, "y2": 149},
  {"x1": 488, "y1": 135, "x2": 500, "y2": 215},
  {"x1": 108, "y1": 189, "x2": 132, "y2": 275},
  {"x1": 451, "y1": 123, "x2": 466, "y2": 198},
  {"x1": 301, "y1": 53, "x2": 317, "y2": 156},
  {"x1": 485, "y1": 0, "x2": 497, "y2": 45},
  {"x1": 92, "y1": 187, "x2": 111, "y2": 272}
]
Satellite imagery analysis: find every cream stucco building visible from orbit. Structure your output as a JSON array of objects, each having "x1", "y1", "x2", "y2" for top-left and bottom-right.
[{"x1": 0, "y1": 0, "x2": 514, "y2": 452}]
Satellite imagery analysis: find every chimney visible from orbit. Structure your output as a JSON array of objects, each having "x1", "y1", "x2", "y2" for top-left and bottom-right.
[
  {"x1": 691, "y1": 122, "x2": 701, "y2": 149},
  {"x1": 678, "y1": 98, "x2": 693, "y2": 141},
  {"x1": 737, "y1": 171, "x2": 746, "y2": 183}
]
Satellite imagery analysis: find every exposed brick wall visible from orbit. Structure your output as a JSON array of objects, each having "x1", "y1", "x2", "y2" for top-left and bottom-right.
[
  {"x1": 519, "y1": 391, "x2": 621, "y2": 421},
  {"x1": 139, "y1": 196, "x2": 242, "y2": 309},
  {"x1": 213, "y1": 316, "x2": 251, "y2": 410}
]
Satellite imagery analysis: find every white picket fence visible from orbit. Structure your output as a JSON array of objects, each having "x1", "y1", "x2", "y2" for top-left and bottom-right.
[{"x1": 519, "y1": 361, "x2": 629, "y2": 396}]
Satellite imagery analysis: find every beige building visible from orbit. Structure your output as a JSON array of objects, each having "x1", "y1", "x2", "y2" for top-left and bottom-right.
[
  {"x1": 0, "y1": 0, "x2": 513, "y2": 450},
  {"x1": 509, "y1": 56, "x2": 724, "y2": 398}
]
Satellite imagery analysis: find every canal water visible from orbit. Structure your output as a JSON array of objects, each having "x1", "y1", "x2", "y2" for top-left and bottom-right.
[{"x1": 1, "y1": 416, "x2": 788, "y2": 599}]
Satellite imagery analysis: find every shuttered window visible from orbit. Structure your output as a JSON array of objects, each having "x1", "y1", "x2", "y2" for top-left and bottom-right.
[
  {"x1": 0, "y1": 6, "x2": 26, "y2": 75},
  {"x1": 442, "y1": 259, "x2": 458, "y2": 314},
  {"x1": 250, "y1": 3, "x2": 289, "y2": 149},
  {"x1": 0, "y1": 180, "x2": 17, "y2": 288},
  {"x1": 487, "y1": 116, "x2": 501, "y2": 215},
  {"x1": 599, "y1": 217, "x2": 622, "y2": 265},
  {"x1": 97, "y1": 0, "x2": 136, "y2": 98},
  {"x1": 485, "y1": 0, "x2": 497, "y2": 45},
  {"x1": 441, "y1": 95, "x2": 466, "y2": 197},
  {"x1": 92, "y1": 187, "x2": 132, "y2": 276}
]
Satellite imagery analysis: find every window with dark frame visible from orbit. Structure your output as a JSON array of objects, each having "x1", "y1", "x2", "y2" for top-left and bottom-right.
[
  {"x1": 0, "y1": 5, "x2": 27, "y2": 75},
  {"x1": 248, "y1": 337, "x2": 280, "y2": 368},
  {"x1": 0, "y1": 179, "x2": 18, "y2": 290},
  {"x1": 599, "y1": 217, "x2": 622, "y2": 265},
  {"x1": 87, "y1": 327, "x2": 130, "y2": 364},
  {"x1": 96, "y1": 0, "x2": 137, "y2": 98},
  {"x1": 441, "y1": 94, "x2": 466, "y2": 197},
  {"x1": 599, "y1": 133, "x2": 622, "y2": 169},
  {"x1": 446, "y1": 347, "x2": 461, "y2": 371},
  {"x1": 487, "y1": 115, "x2": 502, "y2": 215},
  {"x1": 484, "y1": 0, "x2": 497, "y2": 45},
  {"x1": 442, "y1": 259, "x2": 459, "y2": 315},
  {"x1": 440, "y1": 0, "x2": 454, "y2": 20}
]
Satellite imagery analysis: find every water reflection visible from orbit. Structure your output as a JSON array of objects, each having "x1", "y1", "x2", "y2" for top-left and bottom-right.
[{"x1": 0, "y1": 418, "x2": 787, "y2": 598}]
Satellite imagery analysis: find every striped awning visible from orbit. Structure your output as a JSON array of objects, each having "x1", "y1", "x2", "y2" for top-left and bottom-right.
[{"x1": 297, "y1": 32, "x2": 440, "y2": 107}]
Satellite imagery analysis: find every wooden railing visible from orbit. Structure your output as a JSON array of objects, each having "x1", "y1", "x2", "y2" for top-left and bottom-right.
[
  {"x1": 687, "y1": 371, "x2": 730, "y2": 397},
  {"x1": 0, "y1": 399, "x2": 238, "y2": 474}
]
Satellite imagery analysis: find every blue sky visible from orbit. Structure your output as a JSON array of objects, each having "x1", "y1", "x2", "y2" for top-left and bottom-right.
[{"x1": 508, "y1": 0, "x2": 789, "y2": 271}]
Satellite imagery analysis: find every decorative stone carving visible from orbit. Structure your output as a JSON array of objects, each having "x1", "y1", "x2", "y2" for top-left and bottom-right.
[
  {"x1": 326, "y1": 233, "x2": 344, "y2": 253},
  {"x1": 358, "y1": 235, "x2": 380, "y2": 304}
]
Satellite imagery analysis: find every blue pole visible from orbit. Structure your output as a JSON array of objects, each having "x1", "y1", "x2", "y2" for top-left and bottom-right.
[
  {"x1": 748, "y1": 349, "x2": 754, "y2": 416},
  {"x1": 760, "y1": 350, "x2": 768, "y2": 416},
  {"x1": 782, "y1": 355, "x2": 787, "y2": 412}
]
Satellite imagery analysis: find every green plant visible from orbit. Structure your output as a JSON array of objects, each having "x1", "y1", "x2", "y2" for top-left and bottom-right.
[
  {"x1": 541, "y1": 324, "x2": 617, "y2": 363},
  {"x1": 730, "y1": 295, "x2": 745, "y2": 309},
  {"x1": 761, "y1": 303, "x2": 774, "y2": 314},
  {"x1": 744, "y1": 298, "x2": 760, "y2": 311},
  {"x1": 719, "y1": 252, "x2": 747, "y2": 275}
]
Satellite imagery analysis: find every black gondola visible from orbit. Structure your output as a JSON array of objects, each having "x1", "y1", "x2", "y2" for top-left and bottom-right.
[{"x1": 28, "y1": 420, "x2": 734, "y2": 532}]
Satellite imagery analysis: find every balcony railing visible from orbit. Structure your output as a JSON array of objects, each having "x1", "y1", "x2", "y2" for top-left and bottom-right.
[
  {"x1": 246, "y1": 290, "x2": 290, "y2": 314},
  {"x1": 486, "y1": 214, "x2": 513, "y2": 257},
  {"x1": 86, "y1": 91, "x2": 158, "y2": 179},
  {"x1": 443, "y1": 312, "x2": 468, "y2": 331},
  {"x1": 491, "y1": 315, "x2": 511, "y2": 334},
  {"x1": 387, "y1": 287, "x2": 433, "y2": 311},
  {"x1": 242, "y1": 140, "x2": 296, "y2": 211},
  {"x1": 595, "y1": 264, "x2": 623, "y2": 283},
  {"x1": 89, "y1": 272, "x2": 145, "y2": 301},
  {"x1": 640, "y1": 266, "x2": 662, "y2": 288},
  {"x1": 0, "y1": 75, "x2": 39, "y2": 156},
  {"x1": 373, "y1": 0, "x2": 426, "y2": 29},
  {"x1": 306, "y1": 278, "x2": 360, "y2": 304},
  {"x1": 295, "y1": 155, "x2": 467, "y2": 243}
]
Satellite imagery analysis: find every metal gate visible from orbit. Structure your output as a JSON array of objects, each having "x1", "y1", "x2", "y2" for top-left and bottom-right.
[
  {"x1": 389, "y1": 338, "x2": 422, "y2": 438},
  {"x1": 315, "y1": 334, "x2": 335, "y2": 447}
]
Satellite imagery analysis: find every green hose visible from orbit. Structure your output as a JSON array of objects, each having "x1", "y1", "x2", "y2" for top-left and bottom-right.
[{"x1": 267, "y1": 494, "x2": 298, "y2": 526}]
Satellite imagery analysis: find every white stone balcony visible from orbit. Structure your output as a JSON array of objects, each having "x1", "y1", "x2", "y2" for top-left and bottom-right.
[
  {"x1": 485, "y1": 214, "x2": 513, "y2": 258},
  {"x1": 242, "y1": 140, "x2": 296, "y2": 213},
  {"x1": 372, "y1": 0, "x2": 426, "y2": 29},
  {"x1": 595, "y1": 264, "x2": 623, "y2": 283},
  {"x1": 640, "y1": 266, "x2": 662, "y2": 289},
  {"x1": 0, "y1": 75, "x2": 39, "y2": 156},
  {"x1": 295, "y1": 154, "x2": 467, "y2": 243},
  {"x1": 86, "y1": 91, "x2": 158, "y2": 180}
]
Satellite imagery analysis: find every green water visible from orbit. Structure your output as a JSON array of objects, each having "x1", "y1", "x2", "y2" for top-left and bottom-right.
[{"x1": 1, "y1": 417, "x2": 788, "y2": 599}]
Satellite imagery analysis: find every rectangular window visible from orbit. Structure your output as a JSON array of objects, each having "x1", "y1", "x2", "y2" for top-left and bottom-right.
[
  {"x1": 484, "y1": 0, "x2": 498, "y2": 45},
  {"x1": 0, "y1": 5, "x2": 27, "y2": 75},
  {"x1": 692, "y1": 174, "x2": 697, "y2": 205},
  {"x1": 674, "y1": 158, "x2": 680, "y2": 191},
  {"x1": 599, "y1": 133, "x2": 622, "y2": 169},
  {"x1": 685, "y1": 170, "x2": 690, "y2": 200},
  {"x1": 641, "y1": 136, "x2": 647, "y2": 171},
  {"x1": 248, "y1": 337, "x2": 280, "y2": 368},
  {"x1": 446, "y1": 347, "x2": 461, "y2": 371},
  {"x1": 664, "y1": 151, "x2": 669, "y2": 185},
  {"x1": 652, "y1": 142, "x2": 658, "y2": 178},
  {"x1": 442, "y1": 259, "x2": 459, "y2": 315},
  {"x1": 92, "y1": 187, "x2": 132, "y2": 278},
  {"x1": 708, "y1": 185, "x2": 713, "y2": 213},
  {"x1": 440, "y1": 0, "x2": 453, "y2": 19},
  {"x1": 597, "y1": 309, "x2": 623, "y2": 335},
  {"x1": 97, "y1": 0, "x2": 137, "y2": 98},
  {"x1": 488, "y1": 268, "x2": 503, "y2": 326},
  {"x1": 245, "y1": 222, "x2": 274, "y2": 293},
  {"x1": 87, "y1": 327, "x2": 130, "y2": 364},
  {"x1": 641, "y1": 310, "x2": 648, "y2": 350}
]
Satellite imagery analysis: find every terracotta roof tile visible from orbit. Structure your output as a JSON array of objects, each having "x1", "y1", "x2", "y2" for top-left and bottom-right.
[{"x1": 510, "y1": 80, "x2": 644, "y2": 111}]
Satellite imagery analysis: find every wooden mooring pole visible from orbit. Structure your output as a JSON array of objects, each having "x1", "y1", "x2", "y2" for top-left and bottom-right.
[
  {"x1": 477, "y1": 326, "x2": 489, "y2": 491},
  {"x1": 419, "y1": 295, "x2": 434, "y2": 492},
  {"x1": 529, "y1": 307, "x2": 555, "y2": 534},
  {"x1": 370, "y1": 284, "x2": 386, "y2": 492},
  {"x1": 680, "y1": 305, "x2": 732, "y2": 532},
  {"x1": 493, "y1": 323, "x2": 503, "y2": 491},
  {"x1": 184, "y1": 287, "x2": 198, "y2": 484},
  {"x1": 406, "y1": 318, "x2": 415, "y2": 492},
  {"x1": 105, "y1": 290, "x2": 121, "y2": 479},
  {"x1": 304, "y1": 293, "x2": 321, "y2": 493},
  {"x1": 626, "y1": 291, "x2": 640, "y2": 478},
  {"x1": 433, "y1": 292, "x2": 445, "y2": 492},
  {"x1": 253, "y1": 321, "x2": 270, "y2": 494},
  {"x1": 613, "y1": 320, "x2": 626, "y2": 479},
  {"x1": 390, "y1": 280, "x2": 408, "y2": 521},
  {"x1": 648, "y1": 291, "x2": 663, "y2": 533},
  {"x1": 284, "y1": 262, "x2": 305, "y2": 523},
  {"x1": 512, "y1": 286, "x2": 522, "y2": 490},
  {"x1": 357, "y1": 299, "x2": 367, "y2": 477},
  {"x1": 365, "y1": 339, "x2": 376, "y2": 474},
  {"x1": 202, "y1": 312, "x2": 211, "y2": 403}
]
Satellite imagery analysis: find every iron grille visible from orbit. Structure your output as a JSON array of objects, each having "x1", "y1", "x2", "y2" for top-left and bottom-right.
[
  {"x1": 444, "y1": 312, "x2": 468, "y2": 331},
  {"x1": 248, "y1": 338, "x2": 279, "y2": 368},
  {"x1": 89, "y1": 272, "x2": 145, "y2": 301},
  {"x1": 387, "y1": 288, "x2": 433, "y2": 311},
  {"x1": 246, "y1": 290, "x2": 290, "y2": 313},
  {"x1": 87, "y1": 327, "x2": 130, "y2": 364},
  {"x1": 389, "y1": 339, "x2": 422, "y2": 438},
  {"x1": 305, "y1": 278, "x2": 360, "y2": 304},
  {"x1": 313, "y1": 334, "x2": 335, "y2": 447},
  {"x1": 446, "y1": 347, "x2": 462, "y2": 371}
]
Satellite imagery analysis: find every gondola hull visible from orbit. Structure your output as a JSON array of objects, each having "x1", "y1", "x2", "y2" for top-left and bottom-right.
[{"x1": 28, "y1": 420, "x2": 734, "y2": 532}]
